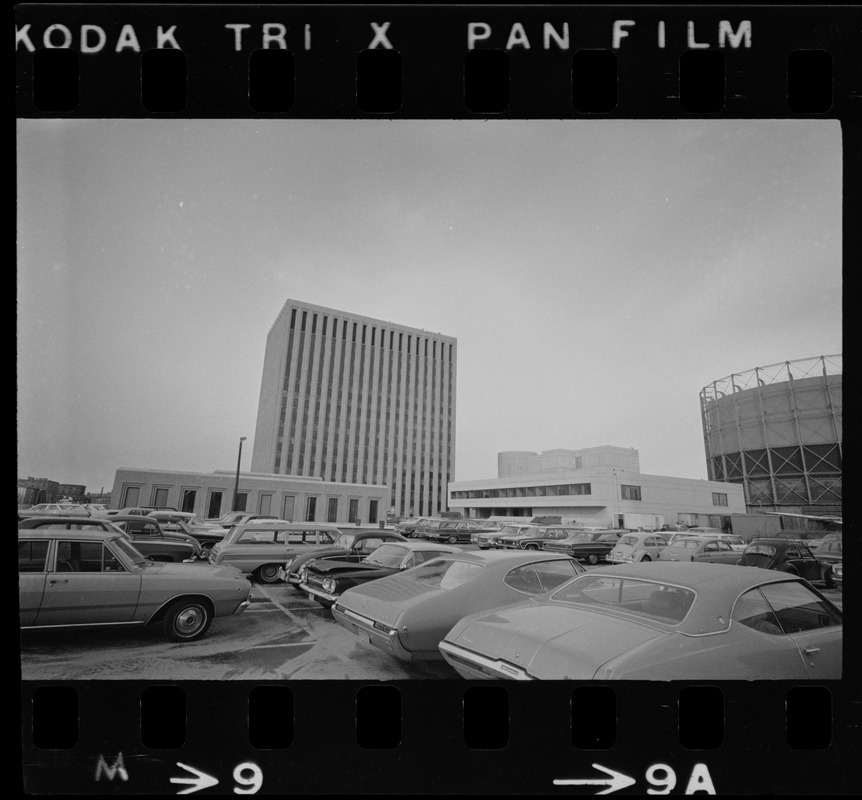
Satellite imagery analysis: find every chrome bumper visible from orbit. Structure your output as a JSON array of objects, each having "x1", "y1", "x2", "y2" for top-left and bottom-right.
[
  {"x1": 300, "y1": 582, "x2": 338, "y2": 604},
  {"x1": 438, "y1": 641, "x2": 535, "y2": 680}
]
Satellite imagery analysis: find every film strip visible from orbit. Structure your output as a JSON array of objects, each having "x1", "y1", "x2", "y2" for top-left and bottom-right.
[{"x1": 16, "y1": 3, "x2": 860, "y2": 795}]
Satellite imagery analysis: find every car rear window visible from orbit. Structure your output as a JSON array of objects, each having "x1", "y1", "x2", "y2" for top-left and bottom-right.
[
  {"x1": 744, "y1": 543, "x2": 776, "y2": 557},
  {"x1": 675, "y1": 538, "x2": 703, "y2": 549},
  {"x1": 551, "y1": 575, "x2": 695, "y2": 623},
  {"x1": 407, "y1": 559, "x2": 484, "y2": 590},
  {"x1": 618, "y1": 535, "x2": 639, "y2": 546}
]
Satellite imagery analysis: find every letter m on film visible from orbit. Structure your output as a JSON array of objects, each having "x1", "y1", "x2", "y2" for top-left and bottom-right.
[{"x1": 95, "y1": 752, "x2": 129, "y2": 782}]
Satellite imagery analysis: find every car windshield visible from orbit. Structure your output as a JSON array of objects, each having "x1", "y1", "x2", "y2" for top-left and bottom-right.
[
  {"x1": 333, "y1": 533, "x2": 356, "y2": 549},
  {"x1": 570, "y1": 532, "x2": 595, "y2": 542},
  {"x1": 406, "y1": 559, "x2": 484, "y2": 590},
  {"x1": 497, "y1": 526, "x2": 521, "y2": 535},
  {"x1": 745, "y1": 544, "x2": 776, "y2": 557},
  {"x1": 552, "y1": 575, "x2": 695, "y2": 624},
  {"x1": 364, "y1": 544, "x2": 408, "y2": 567},
  {"x1": 618, "y1": 535, "x2": 639, "y2": 546}
]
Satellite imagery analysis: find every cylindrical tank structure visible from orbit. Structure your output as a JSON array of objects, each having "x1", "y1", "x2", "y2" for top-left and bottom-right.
[{"x1": 700, "y1": 355, "x2": 842, "y2": 514}]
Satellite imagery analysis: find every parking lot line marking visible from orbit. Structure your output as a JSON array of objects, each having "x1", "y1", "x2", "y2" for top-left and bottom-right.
[
  {"x1": 251, "y1": 642, "x2": 317, "y2": 649},
  {"x1": 253, "y1": 586, "x2": 315, "y2": 635}
]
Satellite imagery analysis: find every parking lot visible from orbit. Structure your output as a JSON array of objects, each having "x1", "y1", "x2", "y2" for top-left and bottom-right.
[{"x1": 19, "y1": 545, "x2": 843, "y2": 682}]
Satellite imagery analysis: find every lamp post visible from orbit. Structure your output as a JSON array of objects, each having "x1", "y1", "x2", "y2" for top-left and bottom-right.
[{"x1": 232, "y1": 436, "x2": 247, "y2": 511}]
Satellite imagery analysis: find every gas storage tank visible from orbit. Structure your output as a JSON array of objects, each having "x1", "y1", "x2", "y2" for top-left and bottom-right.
[{"x1": 700, "y1": 355, "x2": 841, "y2": 514}]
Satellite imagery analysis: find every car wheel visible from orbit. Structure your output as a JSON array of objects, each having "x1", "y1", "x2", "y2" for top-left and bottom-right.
[
  {"x1": 447, "y1": 535, "x2": 459, "y2": 544},
  {"x1": 255, "y1": 564, "x2": 281, "y2": 583},
  {"x1": 822, "y1": 567, "x2": 835, "y2": 588},
  {"x1": 163, "y1": 599, "x2": 212, "y2": 642},
  {"x1": 641, "y1": 555, "x2": 651, "y2": 562},
  {"x1": 525, "y1": 543, "x2": 539, "y2": 550},
  {"x1": 586, "y1": 553, "x2": 599, "y2": 565}
]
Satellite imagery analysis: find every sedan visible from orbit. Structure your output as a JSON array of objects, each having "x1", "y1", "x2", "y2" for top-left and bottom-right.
[
  {"x1": 331, "y1": 551, "x2": 585, "y2": 661},
  {"x1": 541, "y1": 530, "x2": 624, "y2": 564},
  {"x1": 19, "y1": 503, "x2": 90, "y2": 519},
  {"x1": 19, "y1": 516, "x2": 202, "y2": 563},
  {"x1": 438, "y1": 562, "x2": 842, "y2": 680},
  {"x1": 658, "y1": 536, "x2": 742, "y2": 565},
  {"x1": 738, "y1": 538, "x2": 835, "y2": 588},
  {"x1": 475, "y1": 523, "x2": 538, "y2": 550},
  {"x1": 19, "y1": 529, "x2": 251, "y2": 642},
  {"x1": 298, "y1": 542, "x2": 459, "y2": 607},
  {"x1": 495, "y1": 525, "x2": 578, "y2": 550}
]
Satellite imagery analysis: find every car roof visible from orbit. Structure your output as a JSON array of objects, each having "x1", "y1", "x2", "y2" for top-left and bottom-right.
[
  {"x1": 105, "y1": 514, "x2": 165, "y2": 524},
  {"x1": 19, "y1": 529, "x2": 118, "y2": 541},
  {"x1": 587, "y1": 561, "x2": 789, "y2": 590},
  {"x1": 380, "y1": 541, "x2": 459, "y2": 552},
  {"x1": 436, "y1": 550, "x2": 575, "y2": 567},
  {"x1": 234, "y1": 520, "x2": 342, "y2": 530},
  {"x1": 19, "y1": 516, "x2": 116, "y2": 527}
]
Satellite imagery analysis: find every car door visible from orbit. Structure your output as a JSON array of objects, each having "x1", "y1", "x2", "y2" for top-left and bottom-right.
[
  {"x1": 758, "y1": 581, "x2": 842, "y2": 678},
  {"x1": 35, "y1": 539, "x2": 142, "y2": 626},
  {"x1": 793, "y1": 544, "x2": 824, "y2": 582},
  {"x1": 19, "y1": 539, "x2": 50, "y2": 625}
]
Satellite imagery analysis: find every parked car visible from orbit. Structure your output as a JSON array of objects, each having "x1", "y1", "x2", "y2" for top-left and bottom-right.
[
  {"x1": 81, "y1": 504, "x2": 110, "y2": 516},
  {"x1": 738, "y1": 538, "x2": 836, "y2": 588},
  {"x1": 496, "y1": 524, "x2": 576, "y2": 551},
  {"x1": 208, "y1": 521, "x2": 342, "y2": 583},
  {"x1": 541, "y1": 530, "x2": 624, "y2": 564},
  {"x1": 331, "y1": 550, "x2": 586, "y2": 661},
  {"x1": 19, "y1": 503, "x2": 90, "y2": 519},
  {"x1": 207, "y1": 511, "x2": 280, "y2": 528},
  {"x1": 809, "y1": 537, "x2": 842, "y2": 576},
  {"x1": 607, "y1": 532, "x2": 670, "y2": 563},
  {"x1": 18, "y1": 529, "x2": 251, "y2": 642},
  {"x1": 393, "y1": 517, "x2": 432, "y2": 537},
  {"x1": 280, "y1": 530, "x2": 409, "y2": 587},
  {"x1": 657, "y1": 536, "x2": 742, "y2": 565},
  {"x1": 106, "y1": 515, "x2": 204, "y2": 561},
  {"x1": 147, "y1": 511, "x2": 229, "y2": 554},
  {"x1": 19, "y1": 516, "x2": 203, "y2": 562},
  {"x1": 119, "y1": 506, "x2": 176, "y2": 516},
  {"x1": 475, "y1": 523, "x2": 538, "y2": 550},
  {"x1": 298, "y1": 542, "x2": 460, "y2": 607},
  {"x1": 438, "y1": 562, "x2": 842, "y2": 680},
  {"x1": 423, "y1": 520, "x2": 497, "y2": 544}
]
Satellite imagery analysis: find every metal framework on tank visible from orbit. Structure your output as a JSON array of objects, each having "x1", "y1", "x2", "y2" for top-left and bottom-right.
[{"x1": 700, "y1": 355, "x2": 842, "y2": 513}]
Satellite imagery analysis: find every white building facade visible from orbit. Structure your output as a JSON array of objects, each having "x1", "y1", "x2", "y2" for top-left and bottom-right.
[
  {"x1": 450, "y1": 457, "x2": 747, "y2": 530},
  {"x1": 110, "y1": 467, "x2": 389, "y2": 526}
]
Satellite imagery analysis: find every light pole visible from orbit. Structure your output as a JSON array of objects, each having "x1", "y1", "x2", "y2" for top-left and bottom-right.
[{"x1": 232, "y1": 436, "x2": 247, "y2": 511}]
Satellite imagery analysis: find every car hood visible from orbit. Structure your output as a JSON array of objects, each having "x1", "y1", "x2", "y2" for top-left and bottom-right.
[
  {"x1": 445, "y1": 603, "x2": 664, "y2": 679},
  {"x1": 337, "y1": 573, "x2": 444, "y2": 624},
  {"x1": 306, "y1": 559, "x2": 395, "y2": 577},
  {"x1": 141, "y1": 561, "x2": 246, "y2": 580}
]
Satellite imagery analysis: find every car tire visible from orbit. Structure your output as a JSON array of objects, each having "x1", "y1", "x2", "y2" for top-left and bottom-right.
[
  {"x1": 447, "y1": 535, "x2": 459, "y2": 544},
  {"x1": 586, "y1": 553, "x2": 599, "y2": 565},
  {"x1": 255, "y1": 564, "x2": 281, "y2": 583},
  {"x1": 641, "y1": 555, "x2": 651, "y2": 562},
  {"x1": 525, "y1": 543, "x2": 539, "y2": 550},
  {"x1": 163, "y1": 599, "x2": 212, "y2": 642}
]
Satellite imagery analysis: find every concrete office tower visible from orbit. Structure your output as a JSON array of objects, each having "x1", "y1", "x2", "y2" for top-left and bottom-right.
[
  {"x1": 700, "y1": 355, "x2": 842, "y2": 515},
  {"x1": 252, "y1": 300, "x2": 457, "y2": 519}
]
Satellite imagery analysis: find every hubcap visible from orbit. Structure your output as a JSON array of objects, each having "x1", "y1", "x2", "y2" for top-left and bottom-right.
[{"x1": 176, "y1": 606, "x2": 204, "y2": 635}]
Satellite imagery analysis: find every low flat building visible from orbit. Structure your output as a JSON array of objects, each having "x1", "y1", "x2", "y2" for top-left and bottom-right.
[
  {"x1": 110, "y1": 467, "x2": 389, "y2": 526},
  {"x1": 449, "y1": 465, "x2": 746, "y2": 530}
]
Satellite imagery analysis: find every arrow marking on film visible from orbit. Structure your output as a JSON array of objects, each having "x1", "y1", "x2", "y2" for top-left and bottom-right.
[
  {"x1": 170, "y1": 762, "x2": 219, "y2": 795},
  {"x1": 554, "y1": 763, "x2": 636, "y2": 795}
]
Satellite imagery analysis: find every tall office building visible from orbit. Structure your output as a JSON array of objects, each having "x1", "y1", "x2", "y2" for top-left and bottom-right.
[{"x1": 251, "y1": 300, "x2": 457, "y2": 518}]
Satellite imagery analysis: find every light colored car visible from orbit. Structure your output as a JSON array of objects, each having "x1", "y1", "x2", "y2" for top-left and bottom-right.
[
  {"x1": 608, "y1": 532, "x2": 670, "y2": 563},
  {"x1": 475, "y1": 523, "x2": 538, "y2": 550},
  {"x1": 207, "y1": 511, "x2": 280, "y2": 528},
  {"x1": 18, "y1": 529, "x2": 251, "y2": 642},
  {"x1": 332, "y1": 550, "x2": 585, "y2": 661},
  {"x1": 298, "y1": 541, "x2": 460, "y2": 607},
  {"x1": 19, "y1": 503, "x2": 91, "y2": 518},
  {"x1": 438, "y1": 562, "x2": 842, "y2": 680},
  {"x1": 208, "y1": 521, "x2": 342, "y2": 583},
  {"x1": 658, "y1": 536, "x2": 742, "y2": 565}
]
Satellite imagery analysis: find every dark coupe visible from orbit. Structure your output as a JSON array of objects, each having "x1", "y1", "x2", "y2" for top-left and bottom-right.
[
  {"x1": 298, "y1": 542, "x2": 459, "y2": 606},
  {"x1": 738, "y1": 538, "x2": 836, "y2": 588},
  {"x1": 541, "y1": 530, "x2": 624, "y2": 564}
]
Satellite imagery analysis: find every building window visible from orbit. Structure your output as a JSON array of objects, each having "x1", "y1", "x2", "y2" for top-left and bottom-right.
[
  {"x1": 234, "y1": 492, "x2": 248, "y2": 513},
  {"x1": 368, "y1": 499, "x2": 379, "y2": 524},
  {"x1": 349, "y1": 499, "x2": 359, "y2": 523},
  {"x1": 327, "y1": 497, "x2": 338, "y2": 523},
  {"x1": 712, "y1": 492, "x2": 729, "y2": 506},
  {"x1": 152, "y1": 486, "x2": 170, "y2": 508},
  {"x1": 207, "y1": 490, "x2": 223, "y2": 519},
  {"x1": 122, "y1": 485, "x2": 141, "y2": 508},
  {"x1": 306, "y1": 496, "x2": 317, "y2": 521},
  {"x1": 182, "y1": 489, "x2": 198, "y2": 513},
  {"x1": 621, "y1": 484, "x2": 642, "y2": 501},
  {"x1": 282, "y1": 495, "x2": 296, "y2": 521},
  {"x1": 259, "y1": 493, "x2": 273, "y2": 516}
]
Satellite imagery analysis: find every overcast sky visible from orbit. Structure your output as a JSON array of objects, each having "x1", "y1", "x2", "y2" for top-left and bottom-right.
[{"x1": 17, "y1": 119, "x2": 842, "y2": 493}]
